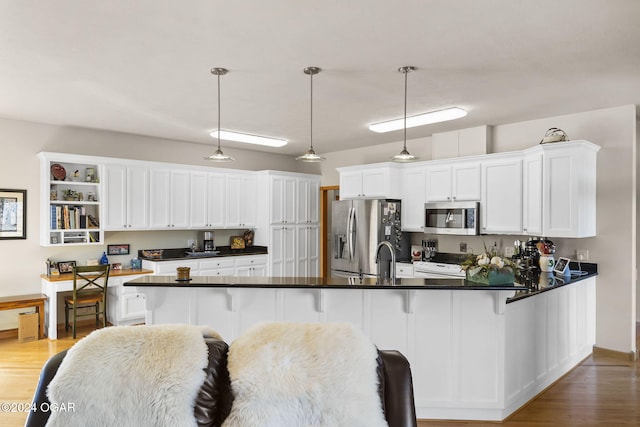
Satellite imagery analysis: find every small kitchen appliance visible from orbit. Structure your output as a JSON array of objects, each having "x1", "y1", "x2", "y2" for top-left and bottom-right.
[
  {"x1": 424, "y1": 202, "x2": 479, "y2": 235},
  {"x1": 201, "y1": 231, "x2": 216, "y2": 252}
]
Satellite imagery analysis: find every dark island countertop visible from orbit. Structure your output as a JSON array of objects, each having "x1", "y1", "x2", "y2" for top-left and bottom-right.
[
  {"x1": 124, "y1": 267, "x2": 597, "y2": 303},
  {"x1": 125, "y1": 275, "x2": 528, "y2": 291}
]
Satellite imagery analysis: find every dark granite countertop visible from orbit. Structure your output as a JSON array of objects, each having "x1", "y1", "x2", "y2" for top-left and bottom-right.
[
  {"x1": 138, "y1": 246, "x2": 268, "y2": 261},
  {"x1": 508, "y1": 262, "x2": 598, "y2": 303},
  {"x1": 125, "y1": 275, "x2": 529, "y2": 291}
]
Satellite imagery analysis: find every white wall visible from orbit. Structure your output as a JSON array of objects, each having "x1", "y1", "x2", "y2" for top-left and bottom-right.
[
  {"x1": 321, "y1": 105, "x2": 637, "y2": 355},
  {"x1": 0, "y1": 117, "x2": 318, "y2": 329}
]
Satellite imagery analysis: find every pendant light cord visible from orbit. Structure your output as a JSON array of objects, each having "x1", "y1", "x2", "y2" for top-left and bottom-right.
[
  {"x1": 217, "y1": 72, "x2": 221, "y2": 151},
  {"x1": 309, "y1": 70, "x2": 314, "y2": 151},
  {"x1": 403, "y1": 68, "x2": 408, "y2": 151}
]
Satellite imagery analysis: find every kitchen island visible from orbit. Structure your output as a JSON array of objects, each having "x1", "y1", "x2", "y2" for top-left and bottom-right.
[{"x1": 126, "y1": 273, "x2": 596, "y2": 421}]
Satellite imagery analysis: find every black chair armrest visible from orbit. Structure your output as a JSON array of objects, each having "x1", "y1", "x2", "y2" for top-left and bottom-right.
[
  {"x1": 24, "y1": 349, "x2": 68, "y2": 427},
  {"x1": 379, "y1": 350, "x2": 417, "y2": 427}
]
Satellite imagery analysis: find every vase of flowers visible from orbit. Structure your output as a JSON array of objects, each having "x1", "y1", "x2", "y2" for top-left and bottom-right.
[{"x1": 461, "y1": 248, "x2": 516, "y2": 285}]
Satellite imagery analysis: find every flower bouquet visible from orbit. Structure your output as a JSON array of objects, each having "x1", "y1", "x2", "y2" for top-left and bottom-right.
[{"x1": 461, "y1": 247, "x2": 517, "y2": 285}]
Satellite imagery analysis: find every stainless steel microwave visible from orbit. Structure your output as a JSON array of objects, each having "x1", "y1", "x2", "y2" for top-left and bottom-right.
[{"x1": 424, "y1": 201, "x2": 479, "y2": 235}]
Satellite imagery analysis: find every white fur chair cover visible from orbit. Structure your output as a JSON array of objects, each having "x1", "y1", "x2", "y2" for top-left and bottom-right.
[
  {"x1": 222, "y1": 322, "x2": 388, "y2": 427},
  {"x1": 46, "y1": 324, "x2": 221, "y2": 427}
]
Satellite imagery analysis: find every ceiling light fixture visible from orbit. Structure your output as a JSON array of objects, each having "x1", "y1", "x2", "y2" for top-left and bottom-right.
[
  {"x1": 205, "y1": 67, "x2": 234, "y2": 162},
  {"x1": 391, "y1": 66, "x2": 419, "y2": 162},
  {"x1": 209, "y1": 130, "x2": 287, "y2": 148},
  {"x1": 369, "y1": 106, "x2": 467, "y2": 133},
  {"x1": 296, "y1": 66, "x2": 325, "y2": 162}
]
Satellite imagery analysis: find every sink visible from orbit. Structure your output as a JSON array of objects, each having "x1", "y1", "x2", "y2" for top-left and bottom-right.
[{"x1": 185, "y1": 251, "x2": 220, "y2": 258}]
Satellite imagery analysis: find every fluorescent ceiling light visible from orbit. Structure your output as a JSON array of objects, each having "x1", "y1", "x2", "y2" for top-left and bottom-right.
[
  {"x1": 209, "y1": 130, "x2": 288, "y2": 147},
  {"x1": 369, "y1": 107, "x2": 467, "y2": 133}
]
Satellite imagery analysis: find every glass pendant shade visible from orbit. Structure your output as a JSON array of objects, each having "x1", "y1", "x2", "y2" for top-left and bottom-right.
[
  {"x1": 296, "y1": 66, "x2": 325, "y2": 162},
  {"x1": 206, "y1": 67, "x2": 235, "y2": 162}
]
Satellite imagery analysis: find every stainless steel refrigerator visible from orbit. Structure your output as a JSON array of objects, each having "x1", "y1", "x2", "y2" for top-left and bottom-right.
[{"x1": 331, "y1": 199, "x2": 410, "y2": 279}]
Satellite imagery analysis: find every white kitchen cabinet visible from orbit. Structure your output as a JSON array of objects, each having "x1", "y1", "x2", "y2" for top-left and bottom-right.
[
  {"x1": 270, "y1": 175, "x2": 297, "y2": 224},
  {"x1": 337, "y1": 163, "x2": 401, "y2": 199},
  {"x1": 297, "y1": 177, "x2": 320, "y2": 224},
  {"x1": 269, "y1": 226, "x2": 296, "y2": 276},
  {"x1": 522, "y1": 152, "x2": 543, "y2": 236},
  {"x1": 107, "y1": 274, "x2": 150, "y2": 325},
  {"x1": 533, "y1": 141, "x2": 600, "y2": 237},
  {"x1": 296, "y1": 225, "x2": 319, "y2": 277},
  {"x1": 104, "y1": 164, "x2": 149, "y2": 230},
  {"x1": 235, "y1": 255, "x2": 268, "y2": 276},
  {"x1": 432, "y1": 125, "x2": 490, "y2": 160},
  {"x1": 190, "y1": 171, "x2": 226, "y2": 228},
  {"x1": 149, "y1": 168, "x2": 190, "y2": 229},
  {"x1": 226, "y1": 173, "x2": 256, "y2": 228},
  {"x1": 481, "y1": 155, "x2": 522, "y2": 234},
  {"x1": 199, "y1": 258, "x2": 235, "y2": 276},
  {"x1": 425, "y1": 161, "x2": 481, "y2": 202},
  {"x1": 401, "y1": 166, "x2": 426, "y2": 231}
]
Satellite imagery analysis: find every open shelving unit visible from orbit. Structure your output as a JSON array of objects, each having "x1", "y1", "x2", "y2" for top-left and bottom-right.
[{"x1": 38, "y1": 152, "x2": 104, "y2": 246}]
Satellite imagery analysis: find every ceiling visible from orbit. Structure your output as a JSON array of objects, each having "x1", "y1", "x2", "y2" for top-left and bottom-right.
[{"x1": 2, "y1": 1, "x2": 639, "y2": 157}]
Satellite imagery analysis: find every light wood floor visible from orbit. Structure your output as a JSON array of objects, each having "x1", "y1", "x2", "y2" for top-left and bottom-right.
[{"x1": 0, "y1": 325, "x2": 638, "y2": 426}]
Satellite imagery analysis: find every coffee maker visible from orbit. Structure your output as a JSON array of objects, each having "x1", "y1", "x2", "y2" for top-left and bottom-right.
[{"x1": 200, "y1": 231, "x2": 216, "y2": 252}]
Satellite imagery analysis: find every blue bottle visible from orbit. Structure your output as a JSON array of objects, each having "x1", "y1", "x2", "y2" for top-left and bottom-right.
[{"x1": 100, "y1": 252, "x2": 109, "y2": 265}]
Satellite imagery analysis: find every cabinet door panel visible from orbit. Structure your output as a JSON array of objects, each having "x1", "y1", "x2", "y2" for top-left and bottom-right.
[
  {"x1": 190, "y1": 172, "x2": 208, "y2": 228},
  {"x1": 452, "y1": 163, "x2": 481, "y2": 201},
  {"x1": 339, "y1": 171, "x2": 363, "y2": 199},
  {"x1": 481, "y1": 158, "x2": 522, "y2": 234},
  {"x1": 127, "y1": 167, "x2": 149, "y2": 229},
  {"x1": 362, "y1": 169, "x2": 387, "y2": 197},
  {"x1": 401, "y1": 167, "x2": 426, "y2": 231},
  {"x1": 206, "y1": 174, "x2": 225, "y2": 228},
  {"x1": 104, "y1": 165, "x2": 127, "y2": 230},
  {"x1": 170, "y1": 170, "x2": 190, "y2": 228},
  {"x1": 425, "y1": 166, "x2": 452, "y2": 202},
  {"x1": 149, "y1": 169, "x2": 171, "y2": 228},
  {"x1": 523, "y1": 154, "x2": 543, "y2": 235}
]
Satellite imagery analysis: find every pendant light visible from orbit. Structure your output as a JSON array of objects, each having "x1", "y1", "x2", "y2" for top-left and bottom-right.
[
  {"x1": 391, "y1": 66, "x2": 418, "y2": 162},
  {"x1": 205, "y1": 67, "x2": 234, "y2": 162},
  {"x1": 296, "y1": 66, "x2": 325, "y2": 162}
]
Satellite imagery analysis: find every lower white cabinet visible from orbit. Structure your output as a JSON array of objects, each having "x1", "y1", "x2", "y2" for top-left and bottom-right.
[
  {"x1": 296, "y1": 225, "x2": 319, "y2": 277},
  {"x1": 107, "y1": 275, "x2": 149, "y2": 325},
  {"x1": 269, "y1": 226, "x2": 297, "y2": 276},
  {"x1": 141, "y1": 255, "x2": 268, "y2": 277}
]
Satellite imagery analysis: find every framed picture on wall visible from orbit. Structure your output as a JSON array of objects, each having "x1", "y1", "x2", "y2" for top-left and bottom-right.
[
  {"x1": 107, "y1": 244, "x2": 130, "y2": 255},
  {"x1": 0, "y1": 189, "x2": 26, "y2": 240}
]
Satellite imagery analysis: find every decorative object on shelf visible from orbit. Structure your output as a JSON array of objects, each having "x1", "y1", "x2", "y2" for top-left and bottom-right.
[
  {"x1": 461, "y1": 245, "x2": 516, "y2": 285},
  {"x1": 0, "y1": 189, "x2": 27, "y2": 240},
  {"x1": 107, "y1": 244, "x2": 130, "y2": 255},
  {"x1": 296, "y1": 66, "x2": 325, "y2": 162},
  {"x1": 50, "y1": 189, "x2": 58, "y2": 201},
  {"x1": 100, "y1": 252, "x2": 109, "y2": 265},
  {"x1": 205, "y1": 67, "x2": 234, "y2": 162},
  {"x1": 131, "y1": 258, "x2": 142, "y2": 270},
  {"x1": 243, "y1": 229, "x2": 254, "y2": 247},
  {"x1": 62, "y1": 189, "x2": 78, "y2": 201},
  {"x1": 50, "y1": 163, "x2": 66, "y2": 181},
  {"x1": 88, "y1": 214, "x2": 99, "y2": 228},
  {"x1": 391, "y1": 66, "x2": 419, "y2": 162},
  {"x1": 540, "y1": 127, "x2": 569, "y2": 144},
  {"x1": 87, "y1": 192, "x2": 96, "y2": 201},
  {"x1": 57, "y1": 260, "x2": 76, "y2": 274},
  {"x1": 85, "y1": 167, "x2": 96, "y2": 182},
  {"x1": 230, "y1": 235, "x2": 246, "y2": 250},
  {"x1": 111, "y1": 262, "x2": 122, "y2": 271}
]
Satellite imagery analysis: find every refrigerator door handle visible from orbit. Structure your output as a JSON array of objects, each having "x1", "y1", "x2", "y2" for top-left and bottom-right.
[{"x1": 348, "y1": 207, "x2": 356, "y2": 260}]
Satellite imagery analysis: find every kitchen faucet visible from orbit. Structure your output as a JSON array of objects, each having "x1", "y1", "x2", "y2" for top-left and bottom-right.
[{"x1": 375, "y1": 241, "x2": 396, "y2": 285}]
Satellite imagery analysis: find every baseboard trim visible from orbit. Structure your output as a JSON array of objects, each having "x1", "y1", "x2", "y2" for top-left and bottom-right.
[
  {"x1": 0, "y1": 328, "x2": 18, "y2": 339},
  {"x1": 593, "y1": 345, "x2": 637, "y2": 361}
]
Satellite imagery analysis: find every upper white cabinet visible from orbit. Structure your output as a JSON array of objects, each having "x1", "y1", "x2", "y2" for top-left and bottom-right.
[
  {"x1": 481, "y1": 154, "x2": 523, "y2": 234},
  {"x1": 270, "y1": 175, "x2": 297, "y2": 224},
  {"x1": 226, "y1": 173, "x2": 256, "y2": 228},
  {"x1": 297, "y1": 177, "x2": 320, "y2": 224},
  {"x1": 401, "y1": 166, "x2": 426, "y2": 232},
  {"x1": 524, "y1": 141, "x2": 600, "y2": 237},
  {"x1": 190, "y1": 171, "x2": 226, "y2": 228},
  {"x1": 432, "y1": 125, "x2": 491, "y2": 160},
  {"x1": 104, "y1": 164, "x2": 149, "y2": 230},
  {"x1": 149, "y1": 168, "x2": 190, "y2": 229},
  {"x1": 522, "y1": 151, "x2": 543, "y2": 236},
  {"x1": 425, "y1": 161, "x2": 481, "y2": 202},
  {"x1": 38, "y1": 152, "x2": 104, "y2": 246},
  {"x1": 338, "y1": 163, "x2": 401, "y2": 199}
]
